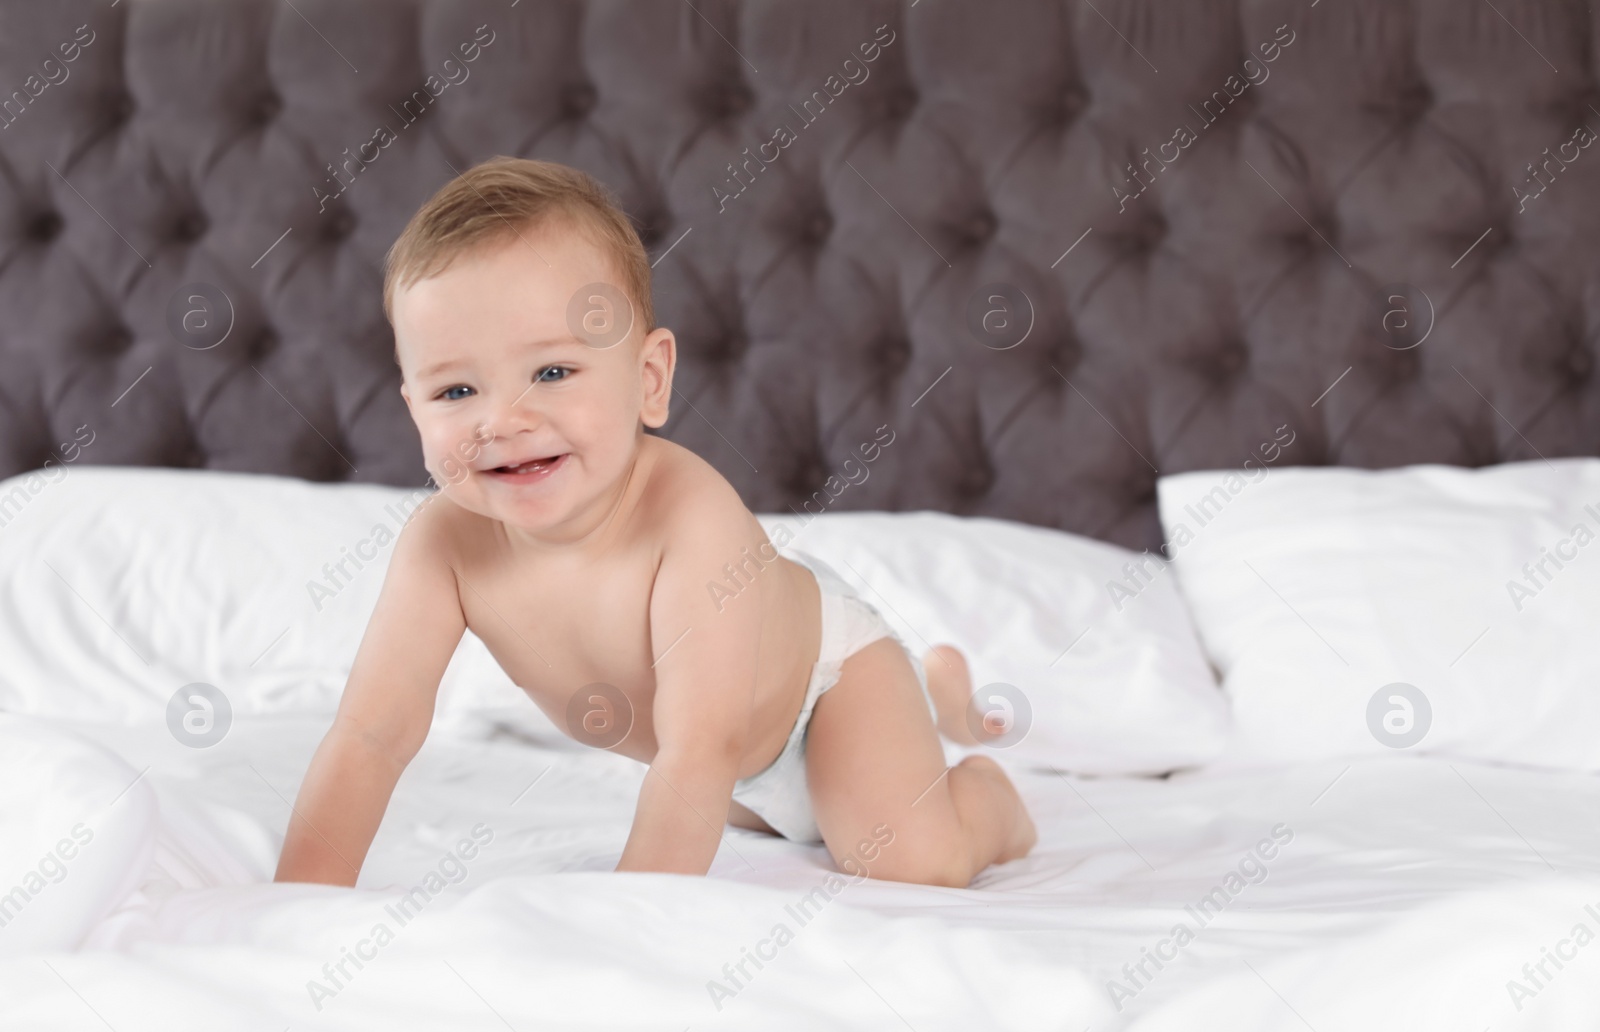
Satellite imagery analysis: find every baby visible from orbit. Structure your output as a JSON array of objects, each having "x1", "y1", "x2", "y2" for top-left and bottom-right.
[{"x1": 274, "y1": 157, "x2": 1035, "y2": 888}]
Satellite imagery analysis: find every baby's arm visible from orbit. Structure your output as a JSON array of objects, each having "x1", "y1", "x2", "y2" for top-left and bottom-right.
[
  {"x1": 617, "y1": 499, "x2": 765, "y2": 875},
  {"x1": 274, "y1": 505, "x2": 465, "y2": 886}
]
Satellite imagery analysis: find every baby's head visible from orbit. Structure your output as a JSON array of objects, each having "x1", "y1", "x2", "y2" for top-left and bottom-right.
[{"x1": 384, "y1": 157, "x2": 674, "y2": 537}]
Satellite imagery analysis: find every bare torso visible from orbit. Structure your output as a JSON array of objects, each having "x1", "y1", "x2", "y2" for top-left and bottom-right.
[{"x1": 429, "y1": 434, "x2": 821, "y2": 779}]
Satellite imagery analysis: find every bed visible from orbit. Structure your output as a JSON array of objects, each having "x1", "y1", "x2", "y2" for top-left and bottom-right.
[
  {"x1": 4, "y1": 1, "x2": 1600, "y2": 1030},
  {"x1": 15, "y1": 704, "x2": 1600, "y2": 1030}
]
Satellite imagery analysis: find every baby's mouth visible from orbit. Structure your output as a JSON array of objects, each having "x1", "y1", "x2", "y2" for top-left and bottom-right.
[{"x1": 484, "y1": 454, "x2": 569, "y2": 481}]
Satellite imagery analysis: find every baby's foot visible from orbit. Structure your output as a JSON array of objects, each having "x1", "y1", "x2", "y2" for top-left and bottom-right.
[
  {"x1": 958, "y1": 754, "x2": 1037, "y2": 863},
  {"x1": 923, "y1": 643, "x2": 979, "y2": 745}
]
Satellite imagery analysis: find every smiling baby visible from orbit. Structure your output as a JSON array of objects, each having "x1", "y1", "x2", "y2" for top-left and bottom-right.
[{"x1": 273, "y1": 156, "x2": 1035, "y2": 888}]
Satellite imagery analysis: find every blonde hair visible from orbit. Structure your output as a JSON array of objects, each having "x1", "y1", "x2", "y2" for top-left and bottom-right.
[{"x1": 382, "y1": 156, "x2": 654, "y2": 339}]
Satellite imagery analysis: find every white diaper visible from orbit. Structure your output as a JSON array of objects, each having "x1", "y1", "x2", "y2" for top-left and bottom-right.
[{"x1": 730, "y1": 548, "x2": 935, "y2": 845}]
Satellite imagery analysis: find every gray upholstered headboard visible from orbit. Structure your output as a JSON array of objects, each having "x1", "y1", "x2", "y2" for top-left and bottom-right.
[{"x1": 2, "y1": 0, "x2": 1597, "y2": 553}]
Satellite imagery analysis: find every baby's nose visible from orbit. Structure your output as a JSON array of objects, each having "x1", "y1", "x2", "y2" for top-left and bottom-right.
[{"x1": 486, "y1": 382, "x2": 545, "y2": 432}]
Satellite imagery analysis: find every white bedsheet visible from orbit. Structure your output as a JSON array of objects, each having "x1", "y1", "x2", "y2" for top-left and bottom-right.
[{"x1": 5, "y1": 714, "x2": 1600, "y2": 1030}]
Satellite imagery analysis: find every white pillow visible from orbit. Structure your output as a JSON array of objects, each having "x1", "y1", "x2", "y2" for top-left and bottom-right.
[
  {"x1": 0, "y1": 467, "x2": 1228, "y2": 773},
  {"x1": 0, "y1": 465, "x2": 529, "y2": 730},
  {"x1": 1157, "y1": 457, "x2": 1600, "y2": 770},
  {"x1": 757, "y1": 510, "x2": 1229, "y2": 773}
]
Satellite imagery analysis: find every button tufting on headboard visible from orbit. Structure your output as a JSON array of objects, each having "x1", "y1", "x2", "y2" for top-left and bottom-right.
[
  {"x1": 252, "y1": 92, "x2": 282, "y2": 125},
  {"x1": 1211, "y1": 345, "x2": 1248, "y2": 379},
  {"x1": 1568, "y1": 347, "x2": 1593, "y2": 381},
  {"x1": 960, "y1": 210, "x2": 997, "y2": 245},
  {"x1": 706, "y1": 81, "x2": 753, "y2": 120},
  {"x1": 106, "y1": 89, "x2": 135, "y2": 126},
  {"x1": 324, "y1": 211, "x2": 357, "y2": 240},
  {"x1": 801, "y1": 209, "x2": 832, "y2": 244},
  {"x1": 876, "y1": 85, "x2": 918, "y2": 122},
  {"x1": 878, "y1": 337, "x2": 912, "y2": 375},
  {"x1": 27, "y1": 210, "x2": 62, "y2": 242},
  {"x1": 563, "y1": 82, "x2": 597, "y2": 119},
  {"x1": 1053, "y1": 86, "x2": 1087, "y2": 122},
  {"x1": 0, "y1": 0, "x2": 1597, "y2": 552},
  {"x1": 251, "y1": 328, "x2": 278, "y2": 361},
  {"x1": 173, "y1": 210, "x2": 208, "y2": 243}
]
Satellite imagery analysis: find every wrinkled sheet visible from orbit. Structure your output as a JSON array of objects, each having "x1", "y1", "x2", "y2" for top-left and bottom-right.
[{"x1": 5, "y1": 714, "x2": 1600, "y2": 1030}]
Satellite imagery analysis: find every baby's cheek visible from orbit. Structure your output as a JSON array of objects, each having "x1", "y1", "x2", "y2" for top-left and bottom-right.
[
  {"x1": 424, "y1": 427, "x2": 471, "y2": 482},
  {"x1": 431, "y1": 452, "x2": 463, "y2": 487}
]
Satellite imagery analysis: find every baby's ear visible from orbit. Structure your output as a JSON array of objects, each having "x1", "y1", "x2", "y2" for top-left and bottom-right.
[{"x1": 639, "y1": 327, "x2": 676, "y2": 428}]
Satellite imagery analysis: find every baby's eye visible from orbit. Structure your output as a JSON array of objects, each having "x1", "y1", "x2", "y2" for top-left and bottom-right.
[
  {"x1": 537, "y1": 366, "x2": 572, "y2": 382},
  {"x1": 436, "y1": 385, "x2": 474, "y2": 401}
]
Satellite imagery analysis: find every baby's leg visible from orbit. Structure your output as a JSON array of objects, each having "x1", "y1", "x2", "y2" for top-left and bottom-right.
[
  {"x1": 923, "y1": 643, "x2": 980, "y2": 745},
  {"x1": 805, "y1": 639, "x2": 1036, "y2": 888}
]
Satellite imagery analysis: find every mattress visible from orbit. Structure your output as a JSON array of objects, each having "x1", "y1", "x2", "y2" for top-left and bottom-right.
[
  {"x1": 6, "y1": 467, "x2": 1599, "y2": 1030},
  {"x1": 5, "y1": 711, "x2": 1598, "y2": 1031}
]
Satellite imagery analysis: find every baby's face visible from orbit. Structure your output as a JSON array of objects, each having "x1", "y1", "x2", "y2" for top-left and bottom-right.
[{"x1": 394, "y1": 218, "x2": 673, "y2": 539}]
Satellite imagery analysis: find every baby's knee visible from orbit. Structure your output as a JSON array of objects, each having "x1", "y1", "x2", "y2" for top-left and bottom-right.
[{"x1": 844, "y1": 839, "x2": 974, "y2": 888}]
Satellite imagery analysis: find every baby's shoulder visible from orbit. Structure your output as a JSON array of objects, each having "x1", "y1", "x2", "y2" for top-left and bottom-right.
[
  {"x1": 637, "y1": 436, "x2": 759, "y2": 546},
  {"x1": 641, "y1": 437, "x2": 745, "y2": 514},
  {"x1": 394, "y1": 483, "x2": 485, "y2": 562}
]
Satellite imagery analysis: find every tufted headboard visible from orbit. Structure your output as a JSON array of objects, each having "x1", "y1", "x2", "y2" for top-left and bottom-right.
[{"x1": 2, "y1": 0, "x2": 1598, "y2": 553}]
